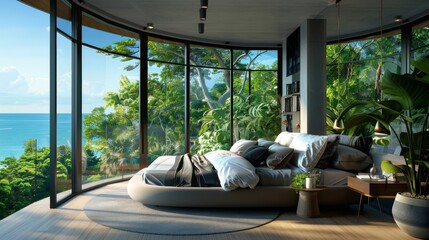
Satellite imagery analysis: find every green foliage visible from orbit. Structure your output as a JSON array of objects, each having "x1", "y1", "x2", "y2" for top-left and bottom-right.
[
  {"x1": 0, "y1": 139, "x2": 69, "y2": 219},
  {"x1": 290, "y1": 173, "x2": 309, "y2": 191},
  {"x1": 326, "y1": 35, "x2": 402, "y2": 136},
  {"x1": 336, "y1": 58, "x2": 429, "y2": 196}
]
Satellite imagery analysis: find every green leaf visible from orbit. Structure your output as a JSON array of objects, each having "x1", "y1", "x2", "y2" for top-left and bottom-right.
[
  {"x1": 380, "y1": 160, "x2": 406, "y2": 174},
  {"x1": 382, "y1": 71, "x2": 429, "y2": 111}
]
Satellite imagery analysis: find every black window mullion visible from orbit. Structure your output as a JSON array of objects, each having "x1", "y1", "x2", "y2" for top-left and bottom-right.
[
  {"x1": 229, "y1": 48, "x2": 234, "y2": 146},
  {"x1": 185, "y1": 43, "x2": 191, "y2": 153},
  {"x1": 140, "y1": 33, "x2": 148, "y2": 168},
  {"x1": 49, "y1": 0, "x2": 58, "y2": 209},
  {"x1": 277, "y1": 49, "x2": 283, "y2": 96},
  {"x1": 72, "y1": 3, "x2": 82, "y2": 193}
]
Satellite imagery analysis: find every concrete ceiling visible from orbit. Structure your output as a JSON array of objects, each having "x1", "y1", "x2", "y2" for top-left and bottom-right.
[{"x1": 79, "y1": 0, "x2": 429, "y2": 47}]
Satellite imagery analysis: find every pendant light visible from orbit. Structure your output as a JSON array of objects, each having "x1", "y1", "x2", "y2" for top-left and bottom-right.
[{"x1": 374, "y1": 0, "x2": 390, "y2": 136}]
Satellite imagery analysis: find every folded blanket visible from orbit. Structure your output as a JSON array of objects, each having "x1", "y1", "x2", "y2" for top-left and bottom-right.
[{"x1": 155, "y1": 153, "x2": 220, "y2": 187}]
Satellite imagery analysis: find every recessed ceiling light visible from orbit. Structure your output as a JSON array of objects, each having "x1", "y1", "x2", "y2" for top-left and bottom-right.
[
  {"x1": 394, "y1": 16, "x2": 402, "y2": 23},
  {"x1": 201, "y1": 0, "x2": 208, "y2": 8},
  {"x1": 146, "y1": 23, "x2": 154, "y2": 29}
]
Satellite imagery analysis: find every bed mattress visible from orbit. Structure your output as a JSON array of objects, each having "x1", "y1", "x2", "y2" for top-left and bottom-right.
[
  {"x1": 144, "y1": 155, "x2": 355, "y2": 187},
  {"x1": 127, "y1": 155, "x2": 360, "y2": 208}
]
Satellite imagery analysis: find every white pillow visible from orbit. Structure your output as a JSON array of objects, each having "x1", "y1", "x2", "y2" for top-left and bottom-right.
[
  {"x1": 289, "y1": 134, "x2": 328, "y2": 171},
  {"x1": 229, "y1": 139, "x2": 257, "y2": 155},
  {"x1": 274, "y1": 131, "x2": 302, "y2": 146},
  {"x1": 205, "y1": 154, "x2": 260, "y2": 191}
]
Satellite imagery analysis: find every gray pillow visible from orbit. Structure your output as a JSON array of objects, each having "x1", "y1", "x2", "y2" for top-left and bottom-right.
[
  {"x1": 266, "y1": 144, "x2": 294, "y2": 169},
  {"x1": 330, "y1": 145, "x2": 373, "y2": 171}
]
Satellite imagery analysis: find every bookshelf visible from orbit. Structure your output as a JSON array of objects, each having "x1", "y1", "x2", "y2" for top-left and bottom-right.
[
  {"x1": 282, "y1": 93, "x2": 300, "y2": 114},
  {"x1": 282, "y1": 82, "x2": 300, "y2": 132}
]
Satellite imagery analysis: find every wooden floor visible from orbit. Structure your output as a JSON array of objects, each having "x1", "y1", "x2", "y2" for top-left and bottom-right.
[{"x1": 0, "y1": 182, "x2": 416, "y2": 240}]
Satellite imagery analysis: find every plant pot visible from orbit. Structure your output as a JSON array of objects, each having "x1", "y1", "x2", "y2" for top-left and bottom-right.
[{"x1": 392, "y1": 193, "x2": 429, "y2": 239}]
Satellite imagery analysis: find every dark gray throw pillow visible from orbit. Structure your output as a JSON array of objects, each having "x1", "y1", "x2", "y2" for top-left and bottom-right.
[
  {"x1": 338, "y1": 135, "x2": 373, "y2": 154},
  {"x1": 257, "y1": 138, "x2": 275, "y2": 148},
  {"x1": 266, "y1": 144, "x2": 294, "y2": 169},
  {"x1": 316, "y1": 135, "x2": 339, "y2": 169},
  {"x1": 242, "y1": 145, "x2": 269, "y2": 166},
  {"x1": 330, "y1": 144, "x2": 373, "y2": 171}
]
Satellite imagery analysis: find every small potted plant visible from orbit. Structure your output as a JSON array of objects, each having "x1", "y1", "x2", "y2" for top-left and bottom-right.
[{"x1": 291, "y1": 170, "x2": 321, "y2": 191}]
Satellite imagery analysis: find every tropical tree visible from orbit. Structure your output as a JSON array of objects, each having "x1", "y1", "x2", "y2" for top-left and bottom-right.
[
  {"x1": 0, "y1": 139, "x2": 68, "y2": 219},
  {"x1": 326, "y1": 34, "x2": 401, "y2": 136},
  {"x1": 84, "y1": 39, "x2": 281, "y2": 165}
]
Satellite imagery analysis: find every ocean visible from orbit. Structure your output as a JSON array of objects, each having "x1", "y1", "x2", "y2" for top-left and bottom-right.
[{"x1": 0, "y1": 113, "x2": 72, "y2": 161}]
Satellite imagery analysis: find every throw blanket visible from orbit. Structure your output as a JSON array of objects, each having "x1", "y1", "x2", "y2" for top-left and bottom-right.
[{"x1": 164, "y1": 154, "x2": 220, "y2": 187}]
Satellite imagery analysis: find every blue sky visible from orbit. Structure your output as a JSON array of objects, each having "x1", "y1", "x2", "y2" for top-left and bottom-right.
[
  {"x1": 0, "y1": 1, "x2": 277, "y2": 113},
  {"x1": 0, "y1": 1, "x2": 50, "y2": 113},
  {"x1": 0, "y1": 0, "x2": 136, "y2": 113}
]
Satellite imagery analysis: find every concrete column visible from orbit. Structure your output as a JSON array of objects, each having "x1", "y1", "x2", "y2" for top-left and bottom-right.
[{"x1": 299, "y1": 19, "x2": 327, "y2": 134}]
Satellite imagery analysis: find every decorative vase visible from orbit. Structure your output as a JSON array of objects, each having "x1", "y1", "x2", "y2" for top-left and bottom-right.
[
  {"x1": 305, "y1": 177, "x2": 314, "y2": 189},
  {"x1": 392, "y1": 193, "x2": 429, "y2": 239}
]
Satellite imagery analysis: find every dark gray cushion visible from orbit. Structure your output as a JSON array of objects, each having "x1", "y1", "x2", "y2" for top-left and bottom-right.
[
  {"x1": 257, "y1": 138, "x2": 275, "y2": 148},
  {"x1": 338, "y1": 135, "x2": 373, "y2": 154},
  {"x1": 242, "y1": 145, "x2": 269, "y2": 166},
  {"x1": 266, "y1": 144, "x2": 294, "y2": 169},
  {"x1": 330, "y1": 145, "x2": 373, "y2": 171},
  {"x1": 316, "y1": 135, "x2": 339, "y2": 169}
]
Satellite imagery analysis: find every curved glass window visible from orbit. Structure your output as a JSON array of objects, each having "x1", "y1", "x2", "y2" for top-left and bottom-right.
[
  {"x1": 147, "y1": 38, "x2": 186, "y2": 163},
  {"x1": 82, "y1": 13, "x2": 140, "y2": 58},
  {"x1": 326, "y1": 31, "x2": 402, "y2": 133},
  {"x1": 56, "y1": 32, "x2": 72, "y2": 199},
  {"x1": 148, "y1": 37, "x2": 185, "y2": 64},
  {"x1": 412, "y1": 19, "x2": 429, "y2": 60},
  {"x1": 81, "y1": 13, "x2": 141, "y2": 188},
  {"x1": 233, "y1": 50, "x2": 278, "y2": 70},
  {"x1": 190, "y1": 66, "x2": 231, "y2": 154},
  {"x1": 190, "y1": 45, "x2": 230, "y2": 68}
]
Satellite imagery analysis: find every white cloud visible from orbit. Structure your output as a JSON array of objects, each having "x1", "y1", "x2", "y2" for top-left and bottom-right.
[
  {"x1": 0, "y1": 65, "x2": 49, "y2": 96},
  {"x1": 82, "y1": 79, "x2": 106, "y2": 98},
  {"x1": 27, "y1": 76, "x2": 49, "y2": 95},
  {"x1": 0, "y1": 66, "x2": 27, "y2": 93},
  {"x1": 0, "y1": 65, "x2": 50, "y2": 112},
  {"x1": 46, "y1": 26, "x2": 50, "y2": 32}
]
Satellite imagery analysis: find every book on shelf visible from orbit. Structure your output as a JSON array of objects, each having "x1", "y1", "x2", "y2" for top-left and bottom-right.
[
  {"x1": 284, "y1": 95, "x2": 300, "y2": 112},
  {"x1": 286, "y1": 81, "x2": 300, "y2": 95}
]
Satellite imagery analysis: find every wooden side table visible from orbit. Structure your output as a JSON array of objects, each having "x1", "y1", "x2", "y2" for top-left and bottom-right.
[
  {"x1": 347, "y1": 176, "x2": 408, "y2": 216},
  {"x1": 296, "y1": 187, "x2": 326, "y2": 218}
]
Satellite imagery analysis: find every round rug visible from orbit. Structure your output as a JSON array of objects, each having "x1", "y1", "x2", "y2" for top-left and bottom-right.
[{"x1": 84, "y1": 188, "x2": 279, "y2": 235}]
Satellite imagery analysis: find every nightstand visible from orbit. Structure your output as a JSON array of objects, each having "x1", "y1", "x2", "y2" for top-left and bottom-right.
[
  {"x1": 296, "y1": 187, "x2": 326, "y2": 218},
  {"x1": 347, "y1": 176, "x2": 408, "y2": 216}
]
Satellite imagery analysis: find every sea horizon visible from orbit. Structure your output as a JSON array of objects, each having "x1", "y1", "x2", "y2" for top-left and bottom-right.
[{"x1": 0, "y1": 113, "x2": 76, "y2": 161}]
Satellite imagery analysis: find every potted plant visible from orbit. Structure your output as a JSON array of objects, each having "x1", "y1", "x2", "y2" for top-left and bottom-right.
[
  {"x1": 334, "y1": 58, "x2": 429, "y2": 239},
  {"x1": 291, "y1": 170, "x2": 321, "y2": 191}
]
